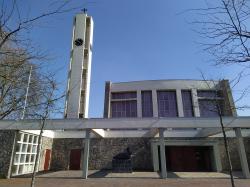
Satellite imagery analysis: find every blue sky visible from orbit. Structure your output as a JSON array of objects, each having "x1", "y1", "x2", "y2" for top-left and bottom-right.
[{"x1": 14, "y1": 0, "x2": 250, "y2": 117}]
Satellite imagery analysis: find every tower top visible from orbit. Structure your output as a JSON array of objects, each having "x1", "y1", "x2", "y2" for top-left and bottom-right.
[{"x1": 82, "y1": 8, "x2": 87, "y2": 14}]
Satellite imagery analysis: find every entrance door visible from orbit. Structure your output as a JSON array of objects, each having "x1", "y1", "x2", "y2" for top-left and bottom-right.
[
  {"x1": 159, "y1": 146, "x2": 212, "y2": 172},
  {"x1": 69, "y1": 149, "x2": 81, "y2": 170},
  {"x1": 44, "y1": 149, "x2": 51, "y2": 171}
]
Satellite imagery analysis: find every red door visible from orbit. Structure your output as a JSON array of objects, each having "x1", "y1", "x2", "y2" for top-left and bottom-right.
[
  {"x1": 44, "y1": 149, "x2": 51, "y2": 171},
  {"x1": 163, "y1": 146, "x2": 212, "y2": 172},
  {"x1": 69, "y1": 149, "x2": 81, "y2": 170}
]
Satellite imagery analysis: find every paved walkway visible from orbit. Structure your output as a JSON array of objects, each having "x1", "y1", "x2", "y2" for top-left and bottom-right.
[
  {"x1": 1, "y1": 178, "x2": 250, "y2": 187},
  {"x1": 1, "y1": 170, "x2": 249, "y2": 187},
  {"x1": 36, "y1": 170, "x2": 243, "y2": 179}
]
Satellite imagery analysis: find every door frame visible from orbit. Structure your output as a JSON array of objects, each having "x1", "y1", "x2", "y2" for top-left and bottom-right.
[{"x1": 151, "y1": 140, "x2": 222, "y2": 172}]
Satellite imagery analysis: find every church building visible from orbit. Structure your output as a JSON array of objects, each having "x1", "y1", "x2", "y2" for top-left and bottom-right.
[{"x1": 0, "y1": 12, "x2": 250, "y2": 180}]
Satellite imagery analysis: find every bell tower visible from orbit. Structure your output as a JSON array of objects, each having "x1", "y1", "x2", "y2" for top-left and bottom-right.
[{"x1": 65, "y1": 12, "x2": 94, "y2": 118}]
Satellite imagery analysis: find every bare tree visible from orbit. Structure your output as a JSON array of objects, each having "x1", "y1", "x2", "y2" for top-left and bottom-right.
[
  {"x1": 199, "y1": 74, "x2": 242, "y2": 187},
  {"x1": 0, "y1": 0, "x2": 79, "y2": 50},
  {"x1": 28, "y1": 74, "x2": 65, "y2": 187},
  {"x1": 192, "y1": 3, "x2": 250, "y2": 183},
  {"x1": 0, "y1": 48, "x2": 40, "y2": 119},
  {"x1": 0, "y1": 0, "x2": 82, "y2": 119},
  {"x1": 193, "y1": 0, "x2": 250, "y2": 66}
]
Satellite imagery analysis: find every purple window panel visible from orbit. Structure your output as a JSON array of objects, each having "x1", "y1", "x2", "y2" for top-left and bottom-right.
[
  {"x1": 157, "y1": 91, "x2": 178, "y2": 117},
  {"x1": 111, "y1": 92, "x2": 137, "y2": 99},
  {"x1": 141, "y1": 91, "x2": 153, "y2": 117},
  {"x1": 111, "y1": 100, "x2": 137, "y2": 118},
  {"x1": 181, "y1": 90, "x2": 194, "y2": 117},
  {"x1": 199, "y1": 100, "x2": 219, "y2": 117},
  {"x1": 198, "y1": 90, "x2": 224, "y2": 117}
]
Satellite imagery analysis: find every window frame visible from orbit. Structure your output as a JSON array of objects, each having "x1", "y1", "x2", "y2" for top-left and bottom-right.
[
  {"x1": 157, "y1": 90, "x2": 178, "y2": 117},
  {"x1": 110, "y1": 91, "x2": 137, "y2": 118}
]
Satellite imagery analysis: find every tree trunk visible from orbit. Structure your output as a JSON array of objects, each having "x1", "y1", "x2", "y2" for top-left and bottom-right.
[
  {"x1": 218, "y1": 107, "x2": 235, "y2": 187},
  {"x1": 30, "y1": 119, "x2": 45, "y2": 187}
]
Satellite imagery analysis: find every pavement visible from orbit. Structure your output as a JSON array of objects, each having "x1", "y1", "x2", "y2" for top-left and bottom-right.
[
  {"x1": 34, "y1": 170, "x2": 244, "y2": 179},
  {"x1": 0, "y1": 170, "x2": 249, "y2": 187}
]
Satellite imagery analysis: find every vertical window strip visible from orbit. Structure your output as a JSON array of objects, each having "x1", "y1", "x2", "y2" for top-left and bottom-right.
[
  {"x1": 141, "y1": 91, "x2": 153, "y2": 117},
  {"x1": 157, "y1": 91, "x2": 178, "y2": 117},
  {"x1": 181, "y1": 90, "x2": 194, "y2": 117}
]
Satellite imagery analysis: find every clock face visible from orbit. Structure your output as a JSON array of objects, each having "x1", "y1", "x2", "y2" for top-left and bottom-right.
[{"x1": 74, "y1": 38, "x2": 83, "y2": 46}]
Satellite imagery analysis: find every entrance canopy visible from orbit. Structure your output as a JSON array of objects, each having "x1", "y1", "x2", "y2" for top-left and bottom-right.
[
  {"x1": 1, "y1": 117, "x2": 250, "y2": 179},
  {"x1": 0, "y1": 117, "x2": 250, "y2": 138}
]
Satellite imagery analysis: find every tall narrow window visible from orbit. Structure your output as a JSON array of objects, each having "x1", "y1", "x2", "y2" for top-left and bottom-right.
[
  {"x1": 181, "y1": 90, "x2": 194, "y2": 117},
  {"x1": 141, "y1": 91, "x2": 153, "y2": 117},
  {"x1": 157, "y1": 91, "x2": 178, "y2": 117},
  {"x1": 111, "y1": 92, "x2": 137, "y2": 118}
]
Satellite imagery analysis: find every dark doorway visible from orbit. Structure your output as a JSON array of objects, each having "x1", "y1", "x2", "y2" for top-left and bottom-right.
[
  {"x1": 44, "y1": 149, "x2": 51, "y2": 171},
  {"x1": 158, "y1": 146, "x2": 212, "y2": 172},
  {"x1": 69, "y1": 149, "x2": 81, "y2": 170}
]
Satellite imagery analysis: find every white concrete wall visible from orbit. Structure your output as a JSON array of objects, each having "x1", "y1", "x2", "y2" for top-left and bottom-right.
[{"x1": 110, "y1": 80, "x2": 220, "y2": 91}]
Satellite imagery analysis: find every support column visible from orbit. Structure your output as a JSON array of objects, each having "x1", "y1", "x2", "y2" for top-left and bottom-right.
[
  {"x1": 103, "y1": 81, "x2": 111, "y2": 118},
  {"x1": 137, "y1": 90, "x2": 142, "y2": 118},
  {"x1": 7, "y1": 131, "x2": 17, "y2": 178},
  {"x1": 213, "y1": 144, "x2": 222, "y2": 172},
  {"x1": 82, "y1": 129, "x2": 90, "y2": 179},
  {"x1": 151, "y1": 142, "x2": 159, "y2": 171},
  {"x1": 152, "y1": 90, "x2": 158, "y2": 117},
  {"x1": 176, "y1": 89, "x2": 184, "y2": 117},
  {"x1": 191, "y1": 89, "x2": 200, "y2": 117},
  {"x1": 159, "y1": 128, "x2": 167, "y2": 179},
  {"x1": 234, "y1": 128, "x2": 250, "y2": 178}
]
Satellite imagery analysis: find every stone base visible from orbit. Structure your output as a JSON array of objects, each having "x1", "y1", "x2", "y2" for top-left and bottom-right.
[
  {"x1": 0, "y1": 130, "x2": 16, "y2": 178},
  {"x1": 50, "y1": 138, "x2": 152, "y2": 171},
  {"x1": 50, "y1": 137, "x2": 250, "y2": 172}
]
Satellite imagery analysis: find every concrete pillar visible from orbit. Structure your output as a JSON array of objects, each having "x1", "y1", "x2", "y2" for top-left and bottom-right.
[
  {"x1": 234, "y1": 128, "x2": 250, "y2": 178},
  {"x1": 159, "y1": 128, "x2": 167, "y2": 179},
  {"x1": 82, "y1": 129, "x2": 90, "y2": 179},
  {"x1": 7, "y1": 131, "x2": 17, "y2": 178},
  {"x1": 176, "y1": 89, "x2": 184, "y2": 117},
  {"x1": 103, "y1": 81, "x2": 111, "y2": 118},
  {"x1": 213, "y1": 144, "x2": 222, "y2": 172},
  {"x1": 151, "y1": 142, "x2": 159, "y2": 171},
  {"x1": 152, "y1": 90, "x2": 158, "y2": 117},
  {"x1": 137, "y1": 90, "x2": 142, "y2": 117},
  {"x1": 220, "y1": 80, "x2": 237, "y2": 116},
  {"x1": 191, "y1": 89, "x2": 200, "y2": 117}
]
